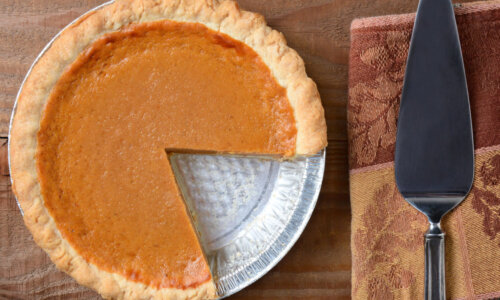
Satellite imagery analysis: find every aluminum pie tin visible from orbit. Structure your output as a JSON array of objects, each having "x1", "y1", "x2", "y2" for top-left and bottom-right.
[{"x1": 8, "y1": 2, "x2": 326, "y2": 298}]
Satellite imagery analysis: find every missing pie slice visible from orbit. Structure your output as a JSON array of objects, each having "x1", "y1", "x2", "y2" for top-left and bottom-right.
[{"x1": 9, "y1": 0, "x2": 327, "y2": 299}]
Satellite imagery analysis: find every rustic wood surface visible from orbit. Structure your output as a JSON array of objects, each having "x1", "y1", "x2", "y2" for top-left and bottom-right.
[{"x1": 0, "y1": 0, "x2": 478, "y2": 299}]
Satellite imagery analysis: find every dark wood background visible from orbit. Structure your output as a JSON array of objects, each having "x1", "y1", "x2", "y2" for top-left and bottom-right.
[{"x1": 0, "y1": 0, "x2": 477, "y2": 299}]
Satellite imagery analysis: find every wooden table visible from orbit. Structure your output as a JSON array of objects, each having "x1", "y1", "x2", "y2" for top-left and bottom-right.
[{"x1": 0, "y1": 1, "x2": 475, "y2": 299}]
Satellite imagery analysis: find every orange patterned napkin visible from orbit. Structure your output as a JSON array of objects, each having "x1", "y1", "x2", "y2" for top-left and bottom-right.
[{"x1": 348, "y1": 1, "x2": 500, "y2": 299}]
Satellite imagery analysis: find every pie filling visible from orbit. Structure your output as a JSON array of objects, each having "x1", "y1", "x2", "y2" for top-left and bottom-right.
[{"x1": 37, "y1": 20, "x2": 297, "y2": 289}]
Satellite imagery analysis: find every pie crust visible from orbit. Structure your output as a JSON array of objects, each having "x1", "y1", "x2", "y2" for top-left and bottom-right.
[{"x1": 9, "y1": 0, "x2": 327, "y2": 299}]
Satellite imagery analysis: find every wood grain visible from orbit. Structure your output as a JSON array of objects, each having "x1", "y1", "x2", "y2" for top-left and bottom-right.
[{"x1": 0, "y1": 0, "x2": 477, "y2": 299}]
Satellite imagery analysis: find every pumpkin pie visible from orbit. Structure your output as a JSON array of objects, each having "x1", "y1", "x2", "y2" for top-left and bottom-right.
[{"x1": 9, "y1": 0, "x2": 327, "y2": 299}]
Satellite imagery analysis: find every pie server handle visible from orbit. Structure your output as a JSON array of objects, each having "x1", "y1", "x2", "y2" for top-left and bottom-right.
[{"x1": 425, "y1": 223, "x2": 446, "y2": 300}]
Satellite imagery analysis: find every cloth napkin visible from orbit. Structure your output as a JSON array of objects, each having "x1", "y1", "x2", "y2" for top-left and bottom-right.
[{"x1": 347, "y1": 1, "x2": 500, "y2": 299}]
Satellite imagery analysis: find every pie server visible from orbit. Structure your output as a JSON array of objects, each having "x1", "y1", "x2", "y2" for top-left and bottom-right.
[{"x1": 394, "y1": 0, "x2": 474, "y2": 299}]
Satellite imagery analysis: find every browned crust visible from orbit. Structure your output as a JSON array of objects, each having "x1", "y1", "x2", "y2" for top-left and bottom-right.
[{"x1": 9, "y1": 0, "x2": 326, "y2": 299}]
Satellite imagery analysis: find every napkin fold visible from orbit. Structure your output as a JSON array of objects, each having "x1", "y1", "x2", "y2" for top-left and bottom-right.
[{"x1": 348, "y1": 1, "x2": 500, "y2": 299}]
